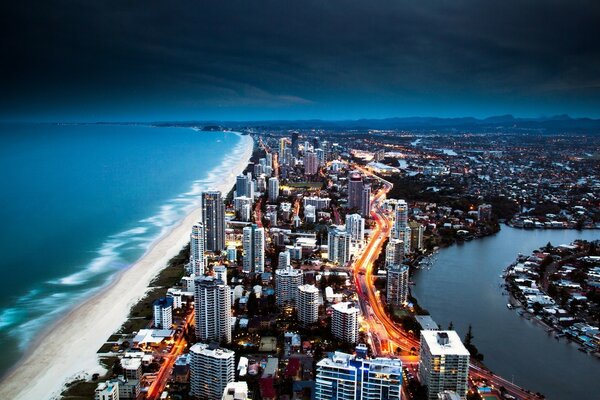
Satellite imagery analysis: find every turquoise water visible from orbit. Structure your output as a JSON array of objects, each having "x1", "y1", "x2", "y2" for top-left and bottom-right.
[{"x1": 0, "y1": 123, "x2": 243, "y2": 377}]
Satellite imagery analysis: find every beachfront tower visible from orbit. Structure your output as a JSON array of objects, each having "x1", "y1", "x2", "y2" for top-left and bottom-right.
[
  {"x1": 386, "y1": 264, "x2": 409, "y2": 306},
  {"x1": 152, "y1": 297, "x2": 173, "y2": 329},
  {"x1": 242, "y1": 224, "x2": 265, "y2": 273},
  {"x1": 419, "y1": 330, "x2": 470, "y2": 400},
  {"x1": 189, "y1": 343, "x2": 235, "y2": 400},
  {"x1": 202, "y1": 191, "x2": 225, "y2": 252},
  {"x1": 385, "y1": 238, "x2": 405, "y2": 267},
  {"x1": 327, "y1": 226, "x2": 351, "y2": 266},
  {"x1": 190, "y1": 222, "x2": 206, "y2": 276},
  {"x1": 331, "y1": 302, "x2": 360, "y2": 344},
  {"x1": 194, "y1": 276, "x2": 231, "y2": 344},
  {"x1": 345, "y1": 213, "x2": 365, "y2": 242}
]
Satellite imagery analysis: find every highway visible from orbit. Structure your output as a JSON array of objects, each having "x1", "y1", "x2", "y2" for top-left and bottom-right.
[{"x1": 353, "y1": 165, "x2": 541, "y2": 400}]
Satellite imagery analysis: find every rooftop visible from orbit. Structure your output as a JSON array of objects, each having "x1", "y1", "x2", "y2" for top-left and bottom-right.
[{"x1": 421, "y1": 330, "x2": 470, "y2": 356}]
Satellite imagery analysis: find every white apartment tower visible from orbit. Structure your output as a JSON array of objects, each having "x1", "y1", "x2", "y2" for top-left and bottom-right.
[
  {"x1": 345, "y1": 213, "x2": 365, "y2": 242},
  {"x1": 385, "y1": 238, "x2": 405, "y2": 266},
  {"x1": 152, "y1": 297, "x2": 173, "y2": 329},
  {"x1": 297, "y1": 284, "x2": 319, "y2": 326},
  {"x1": 386, "y1": 264, "x2": 409, "y2": 306},
  {"x1": 268, "y1": 177, "x2": 279, "y2": 203},
  {"x1": 419, "y1": 330, "x2": 470, "y2": 400},
  {"x1": 327, "y1": 226, "x2": 351, "y2": 266},
  {"x1": 202, "y1": 191, "x2": 226, "y2": 252},
  {"x1": 190, "y1": 222, "x2": 206, "y2": 276},
  {"x1": 194, "y1": 276, "x2": 232, "y2": 344},
  {"x1": 278, "y1": 250, "x2": 291, "y2": 269},
  {"x1": 94, "y1": 381, "x2": 119, "y2": 400},
  {"x1": 189, "y1": 343, "x2": 235, "y2": 400},
  {"x1": 331, "y1": 302, "x2": 360, "y2": 344},
  {"x1": 242, "y1": 224, "x2": 265, "y2": 273},
  {"x1": 275, "y1": 267, "x2": 303, "y2": 306}
]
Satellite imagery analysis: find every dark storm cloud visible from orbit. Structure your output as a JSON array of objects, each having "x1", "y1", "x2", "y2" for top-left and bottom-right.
[{"x1": 1, "y1": 0, "x2": 600, "y2": 120}]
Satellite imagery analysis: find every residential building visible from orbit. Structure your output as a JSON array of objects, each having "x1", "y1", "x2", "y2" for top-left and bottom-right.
[
  {"x1": 242, "y1": 224, "x2": 265, "y2": 273},
  {"x1": 202, "y1": 191, "x2": 225, "y2": 252},
  {"x1": 275, "y1": 267, "x2": 303, "y2": 306},
  {"x1": 328, "y1": 226, "x2": 351, "y2": 266},
  {"x1": 304, "y1": 151, "x2": 319, "y2": 175},
  {"x1": 345, "y1": 213, "x2": 365, "y2": 242},
  {"x1": 94, "y1": 381, "x2": 119, "y2": 400},
  {"x1": 152, "y1": 297, "x2": 173, "y2": 329},
  {"x1": 386, "y1": 264, "x2": 409, "y2": 306},
  {"x1": 222, "y1": 381, "x2": 251, "y2": 400},
  {"x1": 190, "y1": 343, "x2": 235, "y2": 400},
  {"x1": 278, "y1": 250, "x2": 291, "y2": 269},
  {"x1": 419, "y1": 331, "x2": 470, "y2": 400},
  {"x1": 190, "y1": 222, "x2": 206, "y2": 276},
  {"x1": 331, "y1": 302, "x2": 360, "y2": 344},
  {"x1": 268, "y1": 177, "x2": 279, "y2": 203},
  {"x1": 361, "y1": 185, "x2": 371, "y2": 217},
  {"x1": 347, "y1": 172, "x2": 364, "y2": 210},
  {"x1": 194, "y1": 276, "x2": 232, "y2": 343},
  {"x1": 409, "y1": 221, "x2": 424, "y2": 252},
  {"x1": 303, "y1": 196, "x2": 331, "y2": 210},
  {"x1": 297, "y1": 284, "x2": 319, "y2": 326},
  {"x1": 385, "y1": 238, "x2": 405, "y2": 266},
  {"x1": 314, "y1": 350, "x2": 402, "y2": 400}
]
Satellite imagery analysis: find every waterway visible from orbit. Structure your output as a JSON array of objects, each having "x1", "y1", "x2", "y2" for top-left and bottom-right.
[{"x1": 412, "y1": 226, "x2": 600, "y2": 400}]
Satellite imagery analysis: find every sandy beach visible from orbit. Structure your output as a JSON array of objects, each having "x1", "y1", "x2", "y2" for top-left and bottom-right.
[{"x1": 0, "y1": 133, "x2": 254, "y2": 400}]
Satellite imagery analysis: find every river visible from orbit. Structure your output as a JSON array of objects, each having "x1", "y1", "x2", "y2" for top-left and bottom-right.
[{"x1": 411, "y1": 226, "x2": 600, "y2": 400}]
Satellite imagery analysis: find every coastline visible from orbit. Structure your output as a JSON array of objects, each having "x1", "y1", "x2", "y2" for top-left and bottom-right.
[{"x1": 0, "y1": 132, "x2": 254, "y2": 400}]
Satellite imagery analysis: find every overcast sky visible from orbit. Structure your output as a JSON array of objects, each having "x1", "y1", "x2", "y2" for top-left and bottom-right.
[{"x1": 2, "y1": 0, "x2": 600, "y2": 121}]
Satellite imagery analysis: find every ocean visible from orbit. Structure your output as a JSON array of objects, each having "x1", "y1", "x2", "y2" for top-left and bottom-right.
[{"x1": 0, "y1": 123, "x2": 244, "y2": 377}]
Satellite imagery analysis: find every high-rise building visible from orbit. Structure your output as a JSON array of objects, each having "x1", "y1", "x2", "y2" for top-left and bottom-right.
[
  {"x1": 409, "y1": 221, "x2": 424, "y2": 252},
  {"x1": 303, "y1": 196, "x2": 331, "y2": 210},
  {"x1": 242, "y1": 224, "x2": 265, "y2": 273},
  {"x1": 152, "y1": 297, "x2": 173, "y2": 329},
  {"x1": 304, "y1": 204, "x2": 316, "y2": 224},
  {"x1": 331, "y1": 302, "x2": 360, "y2": 344},
  {"x1": 194, "y1": 276, "x2": 232, "y2": 343},
  {"x1": 190, "y1": 343, "x2": 235, "y2": 400},
  {"x1": 394, "y1": 199, "x2": 408, "y2": 236},
  {"x1": 386, "y1": 264, "x2": 409, "y2": 306},
  {"x1": 419, "y1": 331, "x2": 470, "y2": 400},
  {"x1": 279, "y1": 138, "x2": 287, "y2": 162},
  {"x1": 385, "y1": 238, "x2": 405, "y2": 266},
  {"x1": 190, "y1": 222, "x2": 206, "y2": 276},
  {"x1": 304, "y1": 151, "x2": 319, "y2": 175},
  {"x1": 291, "y1": 131, "x2": 299, "y2": 158},
  {"x1": 266, "y1": 152, "x2": 273, "y2": 169},
  {"x1": 361, "y1": 186, "x2": 371, "y2": 217},
  {"x1": 236, "y1": 174, "x2": 249, "y2": 198},
  {"x1": 268, "y1": 177, "x2": 279, "y2": 203},
  {"x1": 227, "y1": 244, "x2": 237, "y2": 263},
  {"x1": 345, "y1": 213, "x2": 365, "y2": 242},
  {"x1": 94, "y1": 381, "x2": 119, "y2": 400},
  {"x1": 202, "y1": 191, "x2": 225, "y2": 252},
  {"x1": 278, "y1": 250, "x2": 291, "y2": 269},
  {"x1": 275, "y1": 267, "x2": 303, "y2": 306},
  {"x1": 297, "y1": 284, "x2": 319, "y2": 326},
  {"x1": 347, "y1": 172, "x2": 364, "y2": 210},
  {"x1": 327, "y1": 226, "x2": 351, "y2": 266},
  {"x1": 314, "y1": 350, "x2": 402, "y2": 400},
  {"x1": 316, "y1": 148, "x2": 325, "y2": 164}
]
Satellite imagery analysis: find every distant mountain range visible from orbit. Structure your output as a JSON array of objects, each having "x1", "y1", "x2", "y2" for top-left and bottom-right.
[{"x1": 149, "y1": 114, "x2": 600, "y2": 134}]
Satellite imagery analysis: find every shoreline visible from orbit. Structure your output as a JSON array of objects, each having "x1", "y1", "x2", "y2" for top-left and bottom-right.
[{"x1": 0, "y1": 132, "x2": 254, "y2": 400}]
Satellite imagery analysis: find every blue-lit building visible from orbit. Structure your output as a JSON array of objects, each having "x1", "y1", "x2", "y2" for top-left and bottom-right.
[{"x1": 314, "y1": 346, "x2": 403, "y2": 400}]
